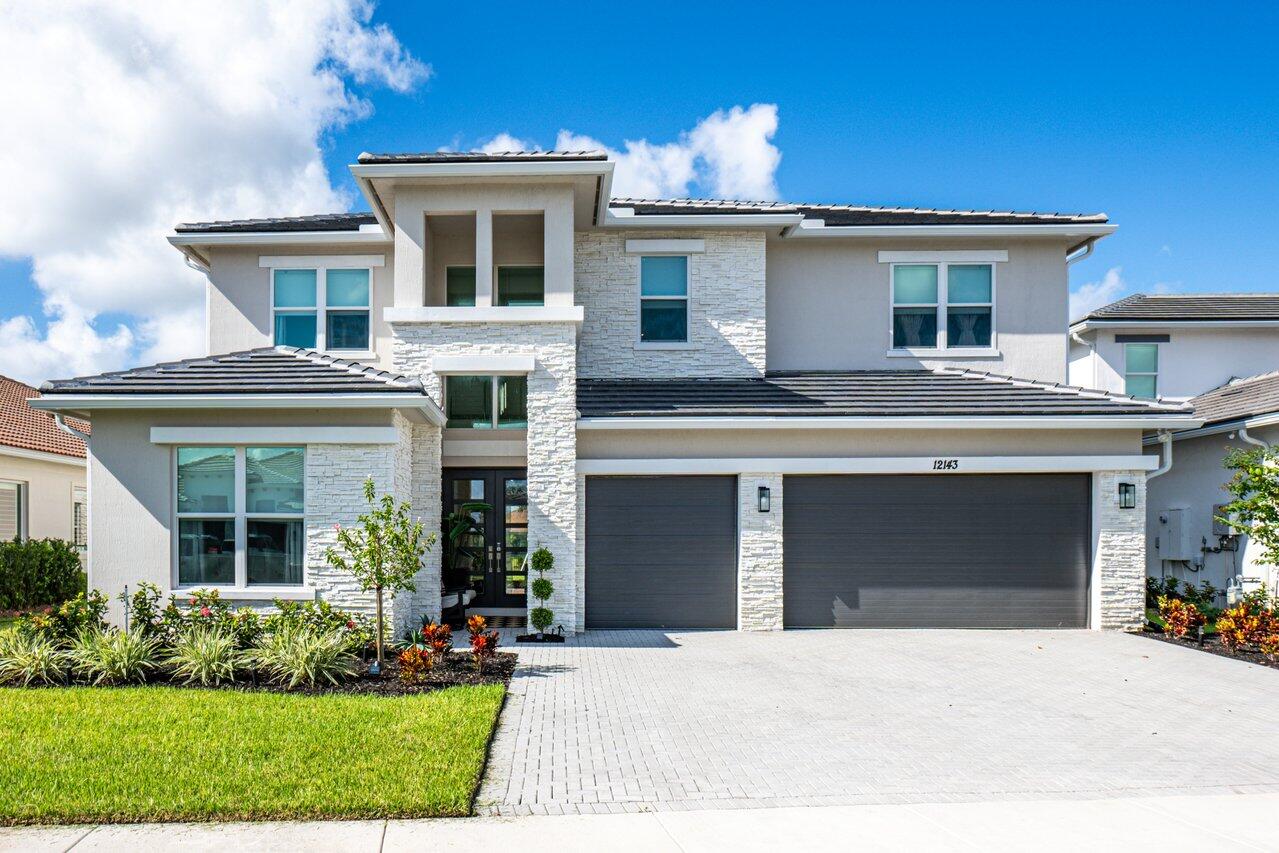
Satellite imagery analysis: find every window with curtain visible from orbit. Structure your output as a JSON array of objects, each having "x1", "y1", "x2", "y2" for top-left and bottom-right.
[
  {"x1": 175, "y1": 446, "x2": 305, "y2": 587},
  {"x1": 891, "y1": 263, "x2": 994, "y2": 351},
  {"x1": 446, "y1": 266, "x2": 477, "y2": 307},
  {"x1": 496, "y1": 266, "x2": 544, "y2": 306},
  {"x1": 272, "y1": 266, "x2": 371, "y2": 351},
  {"x1": 445, "y1": 375, "x2": 528, "y2": 429},
  {"x1": 639, "y1": 256, "x2": 689, "y2": 342},
  {"x1": 1125, "y1": 343, "x2": 1159, "y2": 398}
]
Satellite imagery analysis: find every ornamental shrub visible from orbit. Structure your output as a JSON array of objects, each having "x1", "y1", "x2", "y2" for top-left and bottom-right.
[
  {"x1": 467, "y1": 614, "x2": 499, "y2": 673},
  {"x1": 265, "y1": 599, "x2": 374, "y2": 651},
  {"x1": 69, "y1": 628, "x2": 163, "y2": 685},
  {"x1": 1216, "y1": 601, "x2": 1274, "y2": 652},
  {"x1": 0, "y1": 628, "x2": 70, "y2": 686},
  {"x1": 0, "y1": 538, "x2": 84, "y2": 610},
  {"x1": 17, "y1": 590, "x2": 107, "y2": 642},
  {"x1": 397, "y1": 646, "x2": 431, "y2": 685},
  {"x1": 167, "y1": 626, "x2": 245, "y2": 686},
  {"x1": 151, "y1": 589, "x2": 262, "y2": 650},
  {"x1": 251, "y1": 624, "x2": 357, "y2": 689},
  {"x1": 529, "y1": 546, "x2": 554, "y2": 633},
  {"x1": 1157, "y1": 595, "x2": 1205, "y2": 639}
]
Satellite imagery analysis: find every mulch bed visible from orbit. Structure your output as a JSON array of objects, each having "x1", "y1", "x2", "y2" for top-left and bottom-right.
[
  {"x1": 1140, "y1": 630, "x2": 1279, "y2": 671},
  {"x1": 2, "y1": 651, "x2": 518, "y2": 697}
]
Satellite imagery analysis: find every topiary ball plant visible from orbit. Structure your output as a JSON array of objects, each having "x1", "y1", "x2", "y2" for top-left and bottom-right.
[{"x1": 529, "y1": 546, "x2": 555, "y2": 635}]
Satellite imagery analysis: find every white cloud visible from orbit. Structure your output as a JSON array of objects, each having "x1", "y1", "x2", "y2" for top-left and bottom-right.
[
  {"x1": 0, "y1": 0, "x2": 427, "y2": 385},
  {"x1": 478, "y1": 132, "x2": 537, "y2": 153},
  {"x1": 545, "y1": 103, "x2": 781, "y2": 200},
  {"x1": 1069, "y1": 266, "x2": 1129, "y2": 321}
]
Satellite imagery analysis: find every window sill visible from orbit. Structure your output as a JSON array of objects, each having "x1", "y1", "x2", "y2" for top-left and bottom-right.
[
  {"x1": 173, "y1": 586, "x2": 313, "y2": 601},
  {"x1": 635, "y1": 341, "x2": 697, "y2": 350},
  {"x1": 886, "y1": 348, "x2": 1001, "y2": 359}
]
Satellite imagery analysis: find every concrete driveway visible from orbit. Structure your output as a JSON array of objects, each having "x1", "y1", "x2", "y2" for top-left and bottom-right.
[{"x1": 478, "y1": 630, "x2": 1279, "y2": 815}]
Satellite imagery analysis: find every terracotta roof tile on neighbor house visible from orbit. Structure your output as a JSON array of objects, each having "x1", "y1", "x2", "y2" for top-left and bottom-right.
[
  {"x1": 577, "y1": 369, "x2": 1190, "y2": 419},
  {"x1": 1080, "y1": 293, "x2": 1279, "y2": 322},
  {"x1": 0, "y1": 375, "x2": 88, "y2": 458},
  {"x1": 40, "y1": 347, "x2": 427, "y2": 396},
  {"x1": 1189, "y1": 371, "x2": 1279, "y2": 426}
]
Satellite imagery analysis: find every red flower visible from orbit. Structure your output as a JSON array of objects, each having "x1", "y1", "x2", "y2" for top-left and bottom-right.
[
  {"x1": 333, "y1": 523, "x2": 341, "y2": 532},
  {"x1": 346, "y1": 620, "x2": 356, "y2": 630},
  {"x1": 200, "y1": 606, "x2": 212, "y2": 617},
  {"x1": 189, "y1": 597, "x2": 197, "y2": 605}
]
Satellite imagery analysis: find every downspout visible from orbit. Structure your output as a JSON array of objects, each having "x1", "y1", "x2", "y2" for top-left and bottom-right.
[
  {"x1": 1238, "y1": 427, "x2": 1270, "y2": 449},
  {"x1": 1066, "y1": 237, "x2": 1097, "y2": 266},
  {"x1": 1148, "y1": 430, "x2": 1173, "y2": 479},
  {"x1": 54, "y1": 413, "x2": 90, "y2": 444},
  {"x1": 1070, "y1": 330, "x2": 1098, "y2": 389}
]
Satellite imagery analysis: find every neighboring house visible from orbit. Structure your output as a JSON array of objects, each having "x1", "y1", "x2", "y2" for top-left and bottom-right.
[
  {"x1": 1069, "y1": 293, "x2": 1279, "y2": 401},
  {"x1": 0, "y1": 376, "x2": 88, "y2": 548},
  {"x1": 30, "y1": 150, "x2": 1197, "y2": 633},
  {"x1": 1145, "y1": 372, "x2": 1279, "y2": 594}
]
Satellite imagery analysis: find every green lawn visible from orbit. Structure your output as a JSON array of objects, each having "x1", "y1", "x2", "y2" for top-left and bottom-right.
[{"x1": 0, "y1": 684, "x2": 505, "y2": 824}]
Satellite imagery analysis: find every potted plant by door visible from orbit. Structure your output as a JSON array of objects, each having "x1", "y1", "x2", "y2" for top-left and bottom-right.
[{"x1": 517, "y1": 546, "x2": 565, "y2": 643}]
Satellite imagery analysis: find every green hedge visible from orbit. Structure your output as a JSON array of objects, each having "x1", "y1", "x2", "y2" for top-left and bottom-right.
[{"x1": 0, "y1": 539, "x2": 85, "y2": 611}]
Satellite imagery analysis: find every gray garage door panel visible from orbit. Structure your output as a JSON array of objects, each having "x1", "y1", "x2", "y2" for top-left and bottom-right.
[
  {"x1": 586, "y1": 476, "x2": 737, "y2": 630},
  {"x1": 783, "y1": 475, "x2": 1090, "y2": 628}
]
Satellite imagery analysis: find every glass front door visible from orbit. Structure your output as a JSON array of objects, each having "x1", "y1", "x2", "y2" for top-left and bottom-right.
[{"x1": 444, "y1": 468, "x2": 527, "y2": 609}]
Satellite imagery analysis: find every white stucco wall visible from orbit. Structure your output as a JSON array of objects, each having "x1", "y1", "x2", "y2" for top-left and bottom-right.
[
  {"x1": 575, "y1": 229, "x2": 767, "y2": 378},
  {"x1": 766, "y1": 237, "x2": 1075, "y2": 383},
  {"x1": 0, "y1": 451, "x2": 85, "y2": 542},
  {"x1": 1070, "y1": 327, "x2": 1279, "y2": 399}
]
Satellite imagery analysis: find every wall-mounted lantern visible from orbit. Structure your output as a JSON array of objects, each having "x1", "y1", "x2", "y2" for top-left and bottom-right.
[
  {"x1": 1118, "y1": 482, "x2": 1137, "y2": 510},
  {"x1": 757, "y1": 485, "x2": 771, "y2": 513}
]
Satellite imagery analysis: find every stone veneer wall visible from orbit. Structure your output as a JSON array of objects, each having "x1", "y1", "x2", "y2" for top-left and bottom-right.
[
  {"x1": 574, "y1": 229, "x2": 767, "y2": 378},
  {"x1": 1096, "y1": 469, "x2": 1147, "y2": 630},
  {"x1": 738, "y1": 474, "x2": 784, "y2": 630},
  {"x1": 393, "y1": 321, "x2": 580, "y2": 631}
]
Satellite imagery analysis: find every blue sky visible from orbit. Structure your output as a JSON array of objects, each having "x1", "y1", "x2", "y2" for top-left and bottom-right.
[{"x1": 2, "y1": 1, "x2": 1276, "y2": 381}]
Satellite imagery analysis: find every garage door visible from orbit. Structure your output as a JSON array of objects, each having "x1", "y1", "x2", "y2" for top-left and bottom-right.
[
  {"x1": 585, "y1": 476, "x2": 737, "y2": 629},
  {"x1": 783, "y1": 474, "x2": 1090, "y2": 628}
]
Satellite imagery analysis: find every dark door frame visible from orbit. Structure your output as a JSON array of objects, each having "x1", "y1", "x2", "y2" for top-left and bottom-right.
[{"x1": 443, "y1": 468, "x2": 528, "y2": 609}]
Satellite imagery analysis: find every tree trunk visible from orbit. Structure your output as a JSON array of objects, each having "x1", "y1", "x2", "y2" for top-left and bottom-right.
[{"x1": 375, "y1": 584, "x2": 384, "y2": 665}]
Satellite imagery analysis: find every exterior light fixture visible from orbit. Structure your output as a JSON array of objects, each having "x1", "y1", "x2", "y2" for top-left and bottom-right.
[
  {"x1": 758, "y1": 485, "x2": 771, "y2": 513},
  {"x1": 1118, "y1": 482, "x2": 1137, "y2": 510}
]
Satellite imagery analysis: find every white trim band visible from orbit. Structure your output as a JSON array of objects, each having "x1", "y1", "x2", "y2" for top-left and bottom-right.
[
  {"x1": 432, "y1": 354, "x2": 535, "y2": 374},
  {"x1": 384, "y1": 306, "x2": 585, "y2": 324},
  {"x1": 442, "y1": 440, "x2": 527, "y2": 458},
  {"x1": 151, "y1": 426, "x2": 397, "y2": 445},
  {"x1": 259, "y1": 254, "x2": 385, "y2": 268},
  {"x1": 31, "y1": 394, "x2": 445, "y2": 425},
  {"x1": 578, "y1": 455, "x2": 1160, "y2": 476},
  {"x1": 0, "y1": 445, "x2": 86, "y2": 467},
  {"x1": 576, "y1": 415, "x2": 1201, "y2": 431},
  {"x1": 624, "y1": 239, "x2": 705, "y2": 254},
  {"x1": 878, "y1": 250, "x2": 1008, "y2": 263}
]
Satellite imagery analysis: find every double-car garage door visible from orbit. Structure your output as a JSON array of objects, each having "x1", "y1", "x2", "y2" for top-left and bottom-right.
[{"x1": 584, "y1": 474, "x2": 1091, "y2": 630}]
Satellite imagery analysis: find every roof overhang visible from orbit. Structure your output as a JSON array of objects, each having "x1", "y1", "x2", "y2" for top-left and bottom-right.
[
  {"x1": 0, "y1": 444, "x2": 86, "y2": 467},
  {"x1": 577, "y1": 415, "x2": 1201, "y2": 430},
  {"x1": 1149, "y1": 411, "x2": 1279, "y2": 444},
  {"x1": 29, "y1": 393, "x2": 445, "y2": 426},
  {"x1": 167, "y1": 229, "x2": 391, "y2": 270},
  {"x1": 785, "y1": 220, "x2": 1118, "y2": 240},
  {"x1": 1071, "y1": 318, "x2": 1279, "y2": 334},
  {"x1": 603, "y1": 208, "x2": 804, "y2": 229}
]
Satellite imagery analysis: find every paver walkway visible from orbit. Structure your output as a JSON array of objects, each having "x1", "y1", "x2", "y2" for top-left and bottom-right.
[{"x1": 478, "y1": 629, "x2": 1279, "y2": 815}]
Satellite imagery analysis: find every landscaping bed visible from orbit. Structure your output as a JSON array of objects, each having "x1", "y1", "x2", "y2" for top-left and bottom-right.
[
  {"x1": 1140, "y1": 629, "x2": 1279, "y2": 671},
  {"x1": 0, "y1": 683, "x2": 507, "y2": 824}
]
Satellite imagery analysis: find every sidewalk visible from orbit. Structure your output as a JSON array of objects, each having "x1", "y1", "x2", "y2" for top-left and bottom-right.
[{"x1": 3, "y1": 791, "x2": 1276, "y2": 852}]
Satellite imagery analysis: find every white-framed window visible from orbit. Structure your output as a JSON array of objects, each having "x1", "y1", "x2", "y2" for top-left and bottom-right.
[
  {"x1": 271, "y1": 266, "x2": 371, "y2": 352},
  {"x1": 1124, "y1": 343, "x2": 1159, "y2": 399},
  {"x1": 890, "y1": 263, "x2": 995, "y2": 351},
  {"x1": 72, "y1": 486, "x2": 87, "y2": 550},
  {"x1": 639, "y1": 255, "x2": 689, "y2": 343},
  {"x1": 0, "y1": 480, "x2": 26, "y2": 542},
  {"x1": 443, "y1": 375, "x2": 528, "y2": 429},
  {"x1": 174, "y1": 446, "x2": 305, "y2": 589}
]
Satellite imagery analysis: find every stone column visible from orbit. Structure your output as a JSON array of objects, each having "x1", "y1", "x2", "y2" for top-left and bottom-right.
[
  {"x1": 1094, "y1": 469, "x2": 1147, "y2": 630},
  {"x1": 738, "y1": 473, "x2": 784, "y2": 631}
]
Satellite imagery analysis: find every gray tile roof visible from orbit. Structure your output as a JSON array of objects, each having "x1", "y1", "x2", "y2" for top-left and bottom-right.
[
  {"x1": 1080, "y1": 293, "x2": 1279, "y2": 322},
  {"x1": 1189, "y1": 371, "x2": 1279, "y2": 425},
  {"x1": 610, "y1": 198, "x2": 1109, "y2": 226},
  {"x1": 357, "y1": 150, "x2": 607, "y2": 164},
  {"x1": 577, "y1": 369, "x2": 1189, "y2": 419},
  {"x1": 175, "y1": 212, "x2": 377, "y2": 234},
  {"x1": 40, "y1": 348, "x2": 426, "y2": 396}
]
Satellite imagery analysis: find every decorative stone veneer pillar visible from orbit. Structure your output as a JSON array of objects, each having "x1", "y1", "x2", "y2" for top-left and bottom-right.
[
  {"x1": 738, "y1": 474, "x2": 784, "y2": 631},
  {"x1": 392, "y1": 321, "x2": 580, "y2": 633},
  {"x1": 1095, "y1": 469, "x2": 1147, "y2": 630}
]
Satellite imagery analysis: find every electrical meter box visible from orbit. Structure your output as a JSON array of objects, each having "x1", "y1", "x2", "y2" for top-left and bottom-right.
[
  {"x1": 1157, "y1": 508, "x2": 1191, "y2": 561},
  {"x1": 1212, "y1": 504, "x2": 1240, "y2": 537}
]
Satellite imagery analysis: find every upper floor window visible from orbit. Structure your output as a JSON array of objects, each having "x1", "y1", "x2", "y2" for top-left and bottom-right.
[
  {"x1": 272, "y1": 267, "x2": 371, "y2": 352},
  {"x1": 444, "y1": 375, "x2": 528, "y2": 429},
  {"x1": 639, "y1": 256, "x2": 689, "y2": 343},
  {"x1": 891, "y1": 263, "x2": 994, "y2": 351},
  {"x1": 447, "y1": 266, "x2": 477, "y2": 307},
  {"x1": 496, "y1": 266, "x2": 544, "y2": 306},
  {"x1": 1124, "y1": 343, "x2": 1159, "y2": 398},
  {"x1": 175, "y1": 446, "x2": 305, "y2": 588}
]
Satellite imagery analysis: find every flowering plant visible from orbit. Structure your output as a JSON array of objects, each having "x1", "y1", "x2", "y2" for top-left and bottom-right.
[
  {"x1": 1157, "y1": 595, "x2": 1205, "y2": 639},
  {"x1": 467, "y1": 614, "x2": 499, "y2": 673}
]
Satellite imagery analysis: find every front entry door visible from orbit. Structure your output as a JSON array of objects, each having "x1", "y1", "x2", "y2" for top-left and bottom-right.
[{"x1": 444, "y1": 469, "x2": 528, "y2": 609}]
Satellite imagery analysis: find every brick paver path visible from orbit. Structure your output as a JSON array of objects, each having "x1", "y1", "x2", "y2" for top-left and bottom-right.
[{"x1": 477, "y1": 630, "x2": 1279, "y2": 815}]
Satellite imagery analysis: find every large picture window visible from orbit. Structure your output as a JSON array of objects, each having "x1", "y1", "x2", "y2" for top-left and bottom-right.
[
  {"x1": 639, "y1": 256, "x2": 689, "y2": 343},
  {"x1": 272, "y1": 266, "x2": 371, "y2": 352},
  {"x1": 891, "y1": 263, "x2": 994, "y2": 351},
  {"x1": 445, "y1": 375, "x2": 528, "y2": 429},
  {"x1": 175, "y1": 446, "x2": 305, "y2": 588}
]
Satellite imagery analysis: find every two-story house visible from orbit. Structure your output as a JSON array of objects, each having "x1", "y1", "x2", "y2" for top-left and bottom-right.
[
  {"x1": 1070, "y1": 294, "x2": 1279, "y2": 594},
  {"x1": 30, "y1": 150, "x2": 1196, "y2": 634}
]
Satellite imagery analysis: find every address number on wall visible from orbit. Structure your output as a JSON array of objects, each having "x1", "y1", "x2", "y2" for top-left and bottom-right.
[{"x1": 931, "y1": 459, "x2": 960, "y2": 471}]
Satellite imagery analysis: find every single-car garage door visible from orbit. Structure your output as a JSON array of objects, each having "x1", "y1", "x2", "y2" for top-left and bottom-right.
[
  {"x1": 783, "y1": 474, "x2": 1090, "y2": 628},
  {"x1": 586, "y1": 476, "x2": 737, "y2": 629}
]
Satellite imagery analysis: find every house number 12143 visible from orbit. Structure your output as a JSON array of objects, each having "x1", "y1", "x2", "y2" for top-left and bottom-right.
[{"x1": 932, "y1": 459, "x2": 960, "y2": 470}]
